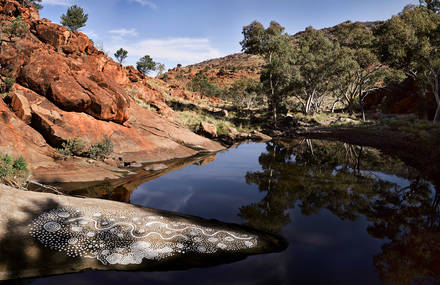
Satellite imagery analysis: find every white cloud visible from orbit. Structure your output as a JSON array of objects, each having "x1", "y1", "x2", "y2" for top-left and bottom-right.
[
  {"x1": 83, "y1": 30, "x2": 98, "y2": 39},
  {"x1": 128, "y1": 0, "x2": 157, "y2": 9},
  {"x1": 41, "y1": 0, "x2": 71, "y2": 6},
  {"x1": 109, "y1": 37, "x2": 222, "y2": 64},
  {"x1": 109, "y1": 28, "x2": 138, "y2": 37}
]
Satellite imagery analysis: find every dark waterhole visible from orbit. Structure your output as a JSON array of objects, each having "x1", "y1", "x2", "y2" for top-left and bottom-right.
[{"x1": 19, "y1": 139, "x2": 440, "y2": 285}]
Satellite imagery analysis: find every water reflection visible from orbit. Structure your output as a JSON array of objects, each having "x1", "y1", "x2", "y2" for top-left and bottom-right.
[
  {"x1": 33, "y1": 153, "x2": 219, "y2": 202},
  {"x1": 242, "y1": 140, "x2": 440, "y2": 284}
]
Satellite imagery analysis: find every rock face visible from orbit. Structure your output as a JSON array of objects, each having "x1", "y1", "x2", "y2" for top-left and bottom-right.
[
  {"x1": 366, "y1": 78, "x2": 437, "y2": 119},
  {"x1": 199, "y1": 122, "x2": 218, "y2": 138},
  {"x1": 0, "y1": 185, "x2": 286, "y2": 280},
  {"x1": 0, "y1": 0, "x2": 223, "y2": 182}
]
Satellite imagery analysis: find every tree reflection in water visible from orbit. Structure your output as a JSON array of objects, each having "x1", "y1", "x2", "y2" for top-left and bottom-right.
[{"x1": 240, "y1": 140, "x2": 440, "y2": 285}]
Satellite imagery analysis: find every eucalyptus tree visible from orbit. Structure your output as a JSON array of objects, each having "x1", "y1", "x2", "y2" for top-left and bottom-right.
[
  {"x1": 332, "y1": 22, "x2": 391, "y2": 120},
  {"x1": 378, "y1": 6, "x2": 440, "y2": 122},
  {"x1": 288, "y1": 27, "x2": 341, "y2": 114},
  {"x1": 241, "y1": 21, "x2": 293, "y2": 126}
]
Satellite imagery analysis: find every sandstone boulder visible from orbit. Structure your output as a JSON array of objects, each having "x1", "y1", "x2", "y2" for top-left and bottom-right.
[
  {"x1": 6, "y1": 89, "x2": 32, "y2": 124},
  {"x1": 199, "y1": 122, "x2": 218, "y2": 138}
]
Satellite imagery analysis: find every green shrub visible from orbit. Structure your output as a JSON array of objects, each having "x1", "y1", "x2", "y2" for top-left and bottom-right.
[
  {"x1": 13, "y1": 156, "x2": 27, "y2": 171},
  {"x1": 7, "y1": 16, "x2": 28, "y2": 39},
  {"x1": 1, "y1": 75, "x2": 15, "y2": 93},
  {"x1": 217, "y1": 68, "x2": 227, "y2": 76},
  {"x1": 4, "y1": 76, "x2": 15, "y2": 92},
  {"x1": 0, "y1": 153, "x2": 29, "y2": 187},
  {"x1": 56, "y1": 137, "x2": 87, "y2": 156},
  {"x1": 0, "y1": 154, "x2": 13, "y2": 178},
  {"x1": 88, "y1": 136, "x2": 113, "y2": 160}
]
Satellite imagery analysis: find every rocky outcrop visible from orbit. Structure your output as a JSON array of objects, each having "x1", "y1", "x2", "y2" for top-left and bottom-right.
[
  {"x1": 0, "y1": 0, "x2": 39, "y2": 20},
  {"x1": 0, "y1": 0, "x2": 223, "y2": 183},
  {"x1": 0, "y1": 185, "x2": 286, "y2": 280}
]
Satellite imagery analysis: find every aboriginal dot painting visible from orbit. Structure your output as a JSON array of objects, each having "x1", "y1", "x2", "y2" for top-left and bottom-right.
[{"x1": 29, "y1": 208, "x2": 258, "y2": 265}]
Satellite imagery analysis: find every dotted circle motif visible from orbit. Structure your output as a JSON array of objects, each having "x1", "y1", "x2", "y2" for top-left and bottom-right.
[{"x1": 43, "y1": 222, "x2": 61, "y2": 233}]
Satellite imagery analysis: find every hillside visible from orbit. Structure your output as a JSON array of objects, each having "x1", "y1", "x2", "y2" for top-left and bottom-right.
[
  {"x1": 0, "y1": 0, "x2": 223, "y2": 183},
  {"x1": 160, "y1": 21, "x2": 380, "y2": 95},
  {"x1": 161, "y1": 53, "x2": 264, "y2": 90}
]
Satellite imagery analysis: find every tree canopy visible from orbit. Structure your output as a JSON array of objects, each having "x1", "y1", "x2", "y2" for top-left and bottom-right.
[
  {"x1": 241, "y1": 21, "x2": 292, "y2": 125},
  {"x1": 114, "y1": 48, "x2": 128, "y2": 64},
  {"x1": 136, "y1": 55, "x2": 156, "y2": 75},
  {"x1": 378, "y1": 6, "x2": 440, "y2": 122},
  {"x1": 60, "y1": 5, "x2": 88, "y2": 32}
]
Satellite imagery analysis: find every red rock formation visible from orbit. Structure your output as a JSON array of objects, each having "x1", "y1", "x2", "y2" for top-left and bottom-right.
[
  {"x1": 0, "y1": 0, "x2": 223, "y2": 182},
  {"x1": 366, "y1": 79, "x2": 437, "y2": 119}
]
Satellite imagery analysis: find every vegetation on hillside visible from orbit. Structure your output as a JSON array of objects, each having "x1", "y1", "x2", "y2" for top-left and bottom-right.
[
  {"x1": 235, "y1": 1, "x2": 440, "y2": 126},
  {"x1": 0, "y1": 153, "x2": 28, "y2": 188},
  {"x1": 56, "y1": 137, "x2": 114, "y2": 160}
]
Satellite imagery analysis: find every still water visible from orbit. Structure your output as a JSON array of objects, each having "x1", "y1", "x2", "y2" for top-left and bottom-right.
[{"x1": 23, "y1": 139, "x2": 439, "y2": 285}]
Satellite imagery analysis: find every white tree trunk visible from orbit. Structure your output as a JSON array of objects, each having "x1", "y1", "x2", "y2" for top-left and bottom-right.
[
  {"x1": 269, "y1": 53, "x2": 277, "y2": 127},
  {"x1": 433, "y1": 73, "x2": 440, "y2": 123}
]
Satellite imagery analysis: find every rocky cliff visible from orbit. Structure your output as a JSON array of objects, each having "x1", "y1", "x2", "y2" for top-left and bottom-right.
[{"x1": 0, "y1": 0, "x2": 223, "y2": 182}]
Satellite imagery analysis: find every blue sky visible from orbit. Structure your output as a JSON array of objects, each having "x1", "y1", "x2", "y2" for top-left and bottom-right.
[{"x1": 39, "y1": 0, "x2": 418, "y2": 69}]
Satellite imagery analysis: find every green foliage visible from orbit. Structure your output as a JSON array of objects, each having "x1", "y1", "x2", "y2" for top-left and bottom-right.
[
  {"x1": 0, "y1": 154, "x2": 13, "y2": 170},
  {"x1": 191, "y1": 72, "x2": 224, "y2": 98},
  {"x1": 238, "y1": 9, "x2": 440, "y2": 123},
  {"x1": 56, "y1": 137, "x2": 87, "y2": 156},
  {"x1": 7, "y1": 16, "x2": 28, "y2": 39},
  {"x1": 88, "y1": 137, "x2": 114, "y2": 160},
  {"x1": 156, "y1": 63, "x2": 166, "y2": 75},
  {"x1": 177, "y1": 64, "x2": 182, "y2": 68},
  {"x1": 114, "y1": 48, "x2": 128, "y2": 64},
  {"x1": 60, "y1": 5, "x2": 88, "y2": 31},
  {"x1": 136, "y1": 55, "x2": 156, "y2": 75},
  {"x1": 228, "y1": 78, "x2": 263, "y2": 110},
  {"x1": 289, "y1": 27, "x2": 340, "y2": 114},
  {"x1": 241, "y1": 21, "x2": 292, "y2": 124},
  {"x1": 330, "y1": 22, "x2": 391, "y2": 118},
  {"x1": 0, "y1": 153, "x2": 29, "y2": 187},
  {"x1": 217, "y1": 67, "x2": 227, "y2": 76},
  {"x1": 12, "y1": 156, "x2": 27, "y2": 171},
  {"x1": 377, "y1": 6, "x2": 440, "y2": 122},
  {"x1": 240, "y1": 21, "x2": 266, "y2": 54},
  {"x1": 3, "y1": 75, "x2": 15, "y2": 92}
]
